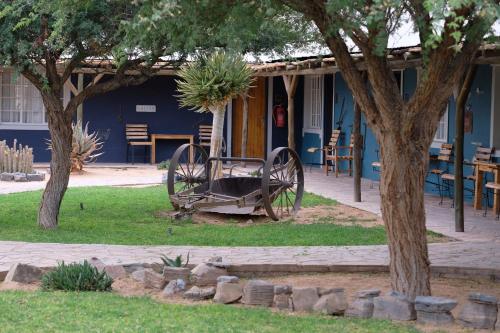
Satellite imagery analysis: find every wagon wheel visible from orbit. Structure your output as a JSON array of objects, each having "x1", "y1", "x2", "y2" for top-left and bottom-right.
[
  {"x1": 262, "y1": 147, "x2": 304, "y2": 221},
  {"x1": 167, "y1": 143, "x2": 208, "y2": 210}
]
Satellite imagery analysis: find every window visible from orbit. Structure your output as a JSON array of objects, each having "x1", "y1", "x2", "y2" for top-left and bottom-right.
[
  {"x1": 433, "y1": 108, "x2": 449, "y2": 146},
  {"x1": 0, "y1": 69, "x2": 47, "y2": 129},
  {"x1": 305, "y1": 75, "x2": 323, "y2": 131}
]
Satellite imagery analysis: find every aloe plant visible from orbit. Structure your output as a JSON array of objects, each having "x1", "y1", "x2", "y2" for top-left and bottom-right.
[
  {"x1": 161, "y1": 252, "x2": 190, "y2": 267},
  {"x1": 47, "y1": 121, "x2": 103, "y2": 172}
]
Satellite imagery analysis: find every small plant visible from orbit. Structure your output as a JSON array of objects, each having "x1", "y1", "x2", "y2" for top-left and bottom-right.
[
  {"x1": 41, "y1": 260, "x2": 113, "y2": 292},
  {"x1": 157, "y1": 159, "x2": 170, "y2": 170},
  {"x1": 248, "y1": 169, "x2": 262, "y2": 177},
  {"x1": 160, "y1": 252, "x2": 190, "y2": 267}
]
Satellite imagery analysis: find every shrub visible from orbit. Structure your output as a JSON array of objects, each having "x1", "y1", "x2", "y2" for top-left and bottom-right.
[
  {"x1": 157, "y1": 159, "x2": 170, "y2": 170},
  {"x1": 41, "y1": 260, "x2": 113, "y2": 292}
]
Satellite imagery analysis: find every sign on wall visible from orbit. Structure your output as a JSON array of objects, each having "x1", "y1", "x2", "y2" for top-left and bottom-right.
[{"x1": 136, "y1": 105, "x2": 156, "y2": 113}]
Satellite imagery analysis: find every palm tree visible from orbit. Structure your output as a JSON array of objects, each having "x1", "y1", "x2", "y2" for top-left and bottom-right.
[{"x1": 176, "y1": 51, "x2": 253, "y2": 164}]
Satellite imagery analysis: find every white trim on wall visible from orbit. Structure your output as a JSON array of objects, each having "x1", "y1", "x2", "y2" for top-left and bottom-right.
[
  {"x1": 0, "y1": 123, "x2": 48, "y2": 130},
  {"x1": 267, "y1": 76, "x2": 273, "y2": 156}
]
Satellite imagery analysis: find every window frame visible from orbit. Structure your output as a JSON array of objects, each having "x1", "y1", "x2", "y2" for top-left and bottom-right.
[
  {"x1": 0, "y1": 69, "x2": 68, "y2": 131},
  {"x1": 303, "y1": 74, "x2": 324, "y2": 134}
]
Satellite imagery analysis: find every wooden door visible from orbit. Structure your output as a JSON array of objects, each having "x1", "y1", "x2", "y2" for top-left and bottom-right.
[{"x1": 232, "y1": 77, "x2": 266, "y2": 158}]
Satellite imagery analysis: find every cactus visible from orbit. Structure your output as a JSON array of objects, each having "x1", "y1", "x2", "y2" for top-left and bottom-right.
[{"x1": 0, "y1": 139, "x2": 34, "y2": 174}]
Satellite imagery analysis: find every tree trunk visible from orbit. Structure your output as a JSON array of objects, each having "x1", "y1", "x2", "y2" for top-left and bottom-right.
[
  {"x1": 353, "y1": 101, "x2": 362, "y2": 202},
  {"x1": 209, "y1": 105, "x2": 226, "y2": 179},
  {"x1": 454, "y1": 65, "x2": 477, "y2": 232},
  {"x1": 379, "y1": 136, "x2": 431, "y2": 299},
  {"x1": 241, "y1": 94, "x2": 249, "y2": 167},
  {"x1": 38, "y1": 109, "x2": 73, "y2": 229}
]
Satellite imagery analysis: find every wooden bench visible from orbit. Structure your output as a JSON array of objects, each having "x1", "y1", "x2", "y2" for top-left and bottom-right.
[{"x1": 126, "y1": 124, "x2": 152, "y2": 164}]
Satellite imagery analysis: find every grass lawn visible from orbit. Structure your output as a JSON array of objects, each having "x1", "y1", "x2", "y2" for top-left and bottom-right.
[
  {"x1": 0, "y1": 186, "x2": 388, "y2": 246},
  {"x1": 0, "y1": 291, "x2": 420, "y2": 333}
]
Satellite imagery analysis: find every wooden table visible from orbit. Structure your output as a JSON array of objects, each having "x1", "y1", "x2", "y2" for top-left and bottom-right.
[
  {"x1": 473, "y1": 161, "x2": 500, "y2": 212},
  {"x1": 150, "y1": 134, "x2": 194, "y2": 164}
]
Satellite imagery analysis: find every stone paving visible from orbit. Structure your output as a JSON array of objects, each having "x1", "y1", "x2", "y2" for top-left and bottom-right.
[
  {"x1": 304, "y1": 168, "x2": 500, "y2": 243},
  {"x1": 0, "y1": 240, "x2": 498, "y2": 273}
]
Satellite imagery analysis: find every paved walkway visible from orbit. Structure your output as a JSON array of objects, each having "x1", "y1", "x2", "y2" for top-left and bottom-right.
[
  {"x1": 0, "y1": 241, "x2": 498, "y2": 274},
  {"x1": 0, "y1": 164, "x2": 163, "y2": 195},
  {"x1": 304, "y1": 169, "x2": 500, "y2": 243},
  {"x1": 1, "y1": 165, "x2": 499, "y2": 275}
]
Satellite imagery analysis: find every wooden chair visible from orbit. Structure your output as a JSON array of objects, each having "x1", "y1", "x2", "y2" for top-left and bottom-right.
[
  {"x1": 441, "y1": 145, "x2": 493, "y2": 205},
  {"x1": 464, "y1": 147, "x2": 495, "y2": 183},
  {"x1": 484, "y1": 182, "x2": 500, "y2": 220},
  {"x1": 427, "y1": 143, "x2": 453, "y2": 204},
  {"x1": 198, "y1": 124, "x2": 212, "y2": 150},
  {"x1": 126, "y1": 124, "x2": 152, "y2": 164},
  {"x1": 324, "y1": 130, "x2": 342, "y2": 176},
  {"x1": 325, "y1": 131, "x2": 355, "y2": 177}
]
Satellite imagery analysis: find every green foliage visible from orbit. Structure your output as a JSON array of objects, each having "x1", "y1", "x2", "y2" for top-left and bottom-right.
[
  {"x1": 41, "y1": 260, "x2": 113, "y2": 292},
  {"x1": 157, "y1": 160, "x2": 170, "y2": 170},
  {"x1": 0, "y1": 291, "x2": 421, "y2": 333},
  {"x1": 161, "y1": 253, "x2": 190, "y2": 267},
  {"x1": 176, "y1": 51, "x2": 254, "y2": 112}
]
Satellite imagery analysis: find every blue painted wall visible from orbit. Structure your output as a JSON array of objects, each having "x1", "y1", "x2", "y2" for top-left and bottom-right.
[{"x1": 83, "y1": 75, "x2": 214, "y2": 163}]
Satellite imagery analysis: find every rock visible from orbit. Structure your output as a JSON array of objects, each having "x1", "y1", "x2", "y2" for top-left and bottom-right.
[
  {"x1": 313, "y1": 289, "x2": 347, "y2": 315},
  {"x1": 214, "y1": 282, "x2": 243, "y2": 304},
  {"x1": 415, "y1": 296, "x2": 457, "y2": 326},
  {"x1": 163, "y1": 279, "x2": 186, "y2": 297},
  {"x1": 346, "y1": 298, "x2": 375, "y2": 318},
  {"x1": 104, "y1": 265, "x2": 127, "y2": 279},
  {"x1": 273, "y1": 294, "x2": 293, "y2": 310},
  {"x1": 13, "y1": 173, "x2": 28, "y2": 182},
  {"x1": 184, "y1": 286, "x2": 216, "y2": 300},
  {"x1": 274, "y1": 285, "x2": 292, "y2": 295},
  {"x1": 372, "y1": 291, "x2": 416, "y2": 321},
  {"x1": 4, "y1": 263, "x2": 43, "y2": 284},
  {"x1": 241, "y1": 280, "x2": 275, "y2": 306},
  {"x1": 496, "y1": 304, "x2": 500, "y2": 331},
  {"x1": 208, "y1": 256, "x2": 223, "y2": 263},
  {"x1": 27, "y1": 172, "x2": 45, "y2": 181},
  {"x1": 356, "y1": 289, "x2": 381, "y2": 299},
  {"x1": 163, "y1": 266, "x2": 190, "y2": 282},
  {"x1": 0, "y1": 173, "x2": 14, "y2": 181},
  {"x1": 418, "y1": 310, "x2": 455, "y2": 325},
  {"x1": 318, "y1": 287, "x2": 344, "y2": 296},
  {"x1": 468, "y1": 292, "x2": 497, "y2": 305},
  {"x1": 457, "y1": 298, "x2": 498, "y2": 329},
  {"x1": 292, "y1": 287, "x2": 319, "y2": 312},
  {"x1": 415, "y1": 296, "x2": 458, "y2": 313},
  {"x1": 190, "y1": 263, "x2": 227, "y2": 286},
  {"x1": 211, "y1": 262, "x2": 231, "y2": 269},
  {"x1": 131, "y1": 269, "x2": 146, "y2": 283},
  {"x1": 88, "y1": 257, "x2": 106, "y2": 270},
  {"x1": 143, "y1": 268, "x2": 166, "y2": 289},
  {"x1": 161, "y1": 173, "x2": 168, "y2": 184},
  {"x1": 216, "y1": 275, "x2": 239, "y2": 284}
]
